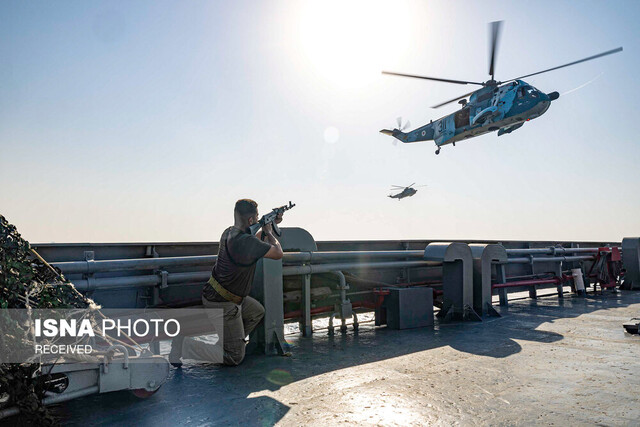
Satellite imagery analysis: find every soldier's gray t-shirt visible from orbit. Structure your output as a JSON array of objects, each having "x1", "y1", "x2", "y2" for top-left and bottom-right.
[{"x1": 202, "y1": 226, "x2": 272, "y2": 302}]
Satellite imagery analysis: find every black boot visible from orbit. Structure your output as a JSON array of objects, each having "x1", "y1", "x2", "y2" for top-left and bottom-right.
[{"x1": 169, "y1": 336, "x2": 185, "y2": 368}]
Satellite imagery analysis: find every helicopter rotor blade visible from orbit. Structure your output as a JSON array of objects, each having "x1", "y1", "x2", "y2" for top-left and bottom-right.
[
  {"x1": 503, "y1": 47, "x2": 622, "y2": 82},
  {"x1": 488, "y1": 21, "x2": 503, "y2": 81},
  {"x1": 382, "y1": 71, "x2": 484, "y2": 86},
  {"x1": 431, "y1": 89, "x2": 477, "y2": 109},
  {"x1": 408, "y1": 182, "x2": 416, "y2": 188},
  {"x1": 395, "y1": 117, "x2": 411, "y2": 132}
]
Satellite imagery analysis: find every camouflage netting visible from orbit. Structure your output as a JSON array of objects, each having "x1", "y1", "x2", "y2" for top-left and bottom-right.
[{"x1": 1, "y1": 214, "x2": 93, "y2": 425}]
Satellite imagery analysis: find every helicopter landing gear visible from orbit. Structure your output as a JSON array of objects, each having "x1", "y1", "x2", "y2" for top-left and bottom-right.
[{"x1": 435, "y1": 147, "x2": 441, "y2": 155}]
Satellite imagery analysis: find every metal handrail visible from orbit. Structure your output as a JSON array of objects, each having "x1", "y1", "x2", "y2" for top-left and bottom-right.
[
  {"x1": 72, "y1": 271, "x2": 210, "y2": 291},
  {"x1": 53, "y1": 255, "x2": 217, "y2": 274},
  {"x1": 282, "y1": 260, "x2": 439, "y2": 276},
  {"x1": 50, "y1": 246, "x2": 605, "y2": 292},
  {"x1": 283, "y1": 250, "x2": 425, "y2": 263},
  {"x1": 53, "y1": 251, "x2": 428, "y2": 274},
  {"x1": 50, "y1": 246, "x2": 612, "y2": 275},
  {"x1": 505, "y1": 255, "x2": 595, "y2": 264},
  {"x1": 504, "y1": 247, "x2": 618, "y2": 255}
]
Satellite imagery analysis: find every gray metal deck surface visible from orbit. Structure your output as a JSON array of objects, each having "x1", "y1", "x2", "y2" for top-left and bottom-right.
[{"x1": 45, "y1": 291, "x2": 640, "y2": 426}]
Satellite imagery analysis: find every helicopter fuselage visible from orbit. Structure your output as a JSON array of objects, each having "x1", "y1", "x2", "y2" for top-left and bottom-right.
[
  {"x1": 389, "y1": 187, "x2": 417, "y2": 200},
  {"x1": 388, "y1": 80, "x2": 556, "y2": 148},
  {"x1": 381, "y1": 21, "x2": 620, "y2": 153}
]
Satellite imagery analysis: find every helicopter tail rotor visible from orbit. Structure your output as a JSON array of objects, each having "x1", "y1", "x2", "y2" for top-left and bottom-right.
[
  {"x1": 381, "y1": 117, "x2": 411, "y2": 145},
  {"x1": 396, "y1": 117, "x2": 411, "y2": 132}
]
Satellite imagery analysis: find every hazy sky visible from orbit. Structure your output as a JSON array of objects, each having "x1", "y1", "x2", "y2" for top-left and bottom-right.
[{"x1": 1, "y1": 0, "x2": 639, "y2": 243}]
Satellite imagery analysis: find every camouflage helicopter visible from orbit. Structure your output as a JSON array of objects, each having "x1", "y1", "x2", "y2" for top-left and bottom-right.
[
  {"x1": 388, "y1": 183, "x2": 427, "y2": 200},
  {"x1": 380, "y1": 21, "x2": 622, "y2": 155}
]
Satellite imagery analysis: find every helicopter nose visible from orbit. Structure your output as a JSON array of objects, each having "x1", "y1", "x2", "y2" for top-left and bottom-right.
[{"x1": 546, "y1": 91, "x2": 559, "y2": 101}]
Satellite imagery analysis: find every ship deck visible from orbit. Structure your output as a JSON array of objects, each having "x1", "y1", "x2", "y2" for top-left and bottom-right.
[{"x1": 47, "y1": 289, "x2": 640, "y2": 426}]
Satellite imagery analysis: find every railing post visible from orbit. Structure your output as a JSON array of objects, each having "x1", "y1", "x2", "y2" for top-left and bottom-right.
[
  {"x1": 301, "y1": 273, "x2": 312, "y2": 337},
  {"x1": 248, "y1": 258, "x2": 285, "y2": 355},
  {"x1": 424, "y1": 242, "x2": 478, "y2": 321},
  {"x1": 554, "y1": 262, "x2": 564, "y2": 298},
  {"x1": 469, "y1": 244, "x2": 507, "y2": 316},
  {"x1": 497, "y1": 264, "x2": 508, "y2": 306}
]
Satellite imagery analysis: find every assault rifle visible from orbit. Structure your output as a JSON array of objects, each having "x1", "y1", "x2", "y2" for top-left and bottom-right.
[{"x1": 249, "y1": 201, "x2": 295, "y2": 237}]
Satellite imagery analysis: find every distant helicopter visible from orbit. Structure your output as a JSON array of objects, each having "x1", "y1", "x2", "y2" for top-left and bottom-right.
[
  {"x1": 380, "y1": 21, "x2": 622, "y2": 155},
  {"x1": 388, "y1": 183, "x2": 426, "y2": 200}
]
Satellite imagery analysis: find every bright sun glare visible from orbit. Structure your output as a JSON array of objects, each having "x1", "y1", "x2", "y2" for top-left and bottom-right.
[{"x1": 297, "y1": 1, "x2": 410, "y2": 89}]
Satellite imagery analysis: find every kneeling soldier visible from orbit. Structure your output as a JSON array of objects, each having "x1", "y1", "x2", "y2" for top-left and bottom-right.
[{"x1": 171, "y1": 199, "x2": 283, "y2": 366}]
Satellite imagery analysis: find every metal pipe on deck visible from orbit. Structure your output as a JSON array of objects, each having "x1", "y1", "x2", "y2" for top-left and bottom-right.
[
  {"x1": 53, "y1": 251, "x2": 428, "y2": 274},
  {"x1": 331, "y1": 271, "x2": 351, "y2": 332},
  {"x1": 492, "y1": 278, "x2": 563, "y2": 289},
  {"x1": 53, "y1": 255, "x2": 217, "y2": 274},
  {"x1": 50, "y1": 248, "x2": 602, "y2": 277},
  {"x1": 46, "y1": 248, "x2": 439, "y2": 292},
  {"x1": 0, "y1": 386, "x2": 101, "y2": 419},
  {"x1": 42, "y1": 385, "x2": 100, "y2": 405},
  {"x1": 49, "y1": 248, "x2": 599, "y2": 293},
  {"x1": 51, "y1": 247, "x2": 599, "y2": 297},
  {"x1": 285, "y1": 301, "x2": 374, "y2": 320},
  {"x1": 67, "y1": 261, "x2": 436, "y2": 291},
  {"x1": 0, "y1": 407, "x2": 18, "y2": 419},
  {"x1": 505, "y1": 255, "x2": 594, "y2": 264},
  {"x1": 282, "y1": 260, "x2": 438, "y2": 276},
  {"x1": 283, "y1": 250, "x2": 425, "y2": 263},
  {"x1": 505, "y1": 247, "x2": 599, "y2": 255},
  {"x1": 334, "y1": 271, "x2": 348, "y2": 305},
  {"x1": 72, "y1": 271, "x2": 211, "y2": 291}
]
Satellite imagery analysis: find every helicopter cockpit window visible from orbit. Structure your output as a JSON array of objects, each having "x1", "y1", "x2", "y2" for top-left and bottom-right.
[
  {"x1": 477, "y1": 92, "x2": 492, "y2": 102},
  {"x1": 525, "y1": 87, "x2": 538, "y2": 98},
  {"x1": 454, "y1": 108, "x2": 470, "y2": 128},
  {"x1": 517, "y1": 87, "x2": 526, "y2": 98}
]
